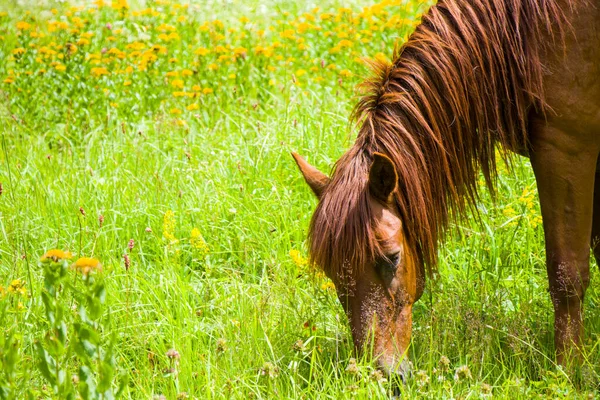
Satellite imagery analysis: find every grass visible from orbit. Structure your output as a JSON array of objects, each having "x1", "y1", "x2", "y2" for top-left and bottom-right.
[{"x1": 0, "y1": 0, "x2": 598, "y2": 398}]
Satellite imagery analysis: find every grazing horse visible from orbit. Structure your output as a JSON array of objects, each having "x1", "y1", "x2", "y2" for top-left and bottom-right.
[{"x1": 293, "y1": 0, "x2": 599, "y2": 381}]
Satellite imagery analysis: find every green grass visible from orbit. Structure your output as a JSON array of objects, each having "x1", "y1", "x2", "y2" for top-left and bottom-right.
[{"x1": 0, "y1": 0, "x2": 598, "y2": 398}]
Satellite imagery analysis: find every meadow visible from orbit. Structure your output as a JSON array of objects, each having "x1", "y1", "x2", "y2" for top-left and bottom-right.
[{"x1": 0, "y1": 0, "x2": 598, "y2": 398}]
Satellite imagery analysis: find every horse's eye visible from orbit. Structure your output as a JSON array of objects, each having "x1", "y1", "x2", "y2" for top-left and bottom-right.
[{"x1": 378, "y1": 252, "x2": 400, "y2": 270}]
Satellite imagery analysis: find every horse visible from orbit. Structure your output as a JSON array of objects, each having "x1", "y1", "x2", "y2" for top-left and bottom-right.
[{"x1": 292, "y1": 0, "x2": 599, "y2": 382}]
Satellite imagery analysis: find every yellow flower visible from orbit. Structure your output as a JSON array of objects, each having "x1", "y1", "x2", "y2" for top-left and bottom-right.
[
  {"x1": 40, "y1": 249, "x2": 73, "y2": 263},
  {"x1": 3, "y1": 76, "x2": 15, "y2": 84},
  {"x1": 71, "y1": 257, "x2": 102, "y2": 275},
  {"x1": 124, "y1": 80, "x2": 132, "y2": 86},
  {"x1": 295, "y1": 69, "x2": 306, "y2": 77},
  {"x1": 194, "y1": 47, "x2": 209, "y2": 56},
  {"x1": 289, "y1": 249, "x2": 307, "y2": 267},
  {"x1": 55, "y1": 64, "x2": 67, "y2": 72},
  {"x1": 163, "y1": 210, "x2": 177, "y2": 243},
  {"x1": 202, "y1": 88, "x2": 213, "y2": 94},
  {"x1": 186, "y1": 103, "x2": 199, "y2": 111},
  {"x1": 339, "y1": 69, "x2": 352, "y2": 77},
  {"x1": 171, "y1": 79, "x2": 184, "y2": 88},
  {"x1": 170, "y1": 108, "x2": 182, "y2": 115},
  {"x1": 12, "y1": 48, "x2": 26, "y2": 55},
  {"x1": 192, "y1": 84, "x2": 201, "y2": 91},
  {"x1": 181, "y1": 69, "x2": 193, "y2": 77},
  {"x1": 190, "y1": 228, "x2": 209, "y2": 253},
  {"x1": 91, "y1": 67, "x2": 109, "y2": 77},
  {"x1": 16, "y1": 21, "x2": 31, "y2": 30},
  {"x1": 77, "y1": 38, "x2": 90, "y2": 46},
  {"x1": 8, "y1": 279, "x2": 26, "y2": 296},
  {"x1": 321, "y1": 281, "x2": 335, "y2": 291},
  {"x1": 110, "y1": 102, "x2": 119, "y2": 108},
  {"x1": 207, "y1": 63, "x2": 218, "y2": 71}
]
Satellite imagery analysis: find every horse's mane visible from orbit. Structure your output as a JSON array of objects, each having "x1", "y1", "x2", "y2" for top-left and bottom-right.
[{"x1": 309, "y1": 0, "x2": 568, "y2": 278}]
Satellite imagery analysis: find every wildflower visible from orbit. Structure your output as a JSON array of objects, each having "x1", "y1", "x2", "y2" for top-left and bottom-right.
[
  {"x1": 439, "y1": 355, "x2": 451, "y2": 372},
  {"x1": 190, "y1": 228, "x2": 209, "y2": 253},
  {"x1": 321, "y1": 281, "x2": 335, "y2": 291},
  {"x1": 345, "y1": 358, "x2": 359, "y2": 375},
  {"x1": 289, "y1": 249, "x2": 307, "y2": 267},
  {"x1": 128, "y1": 239, "x2": 135, "y2": 251},
  {"x1": 8, "y1": 280, "x2": 26, "y2": 296},
  {"x1": 171, "y1": 79, "x2": 184, "y2": 88},
  {"x1": 40, "y1": 249, "x2": 73, "y2": 263},
  {"x1": 91, "y1": 67, "x2": 110, "y2": 77},
  {"x1": 163, "y1": 210, "x2": 177, "y2": 243},
  {"x1": 145, "y1": 227, "x2": 152, "y2": 233},
  {"x1": 370, "y1": 369, "x2": 387, "y2": 383},
  {"x1": 170, "y1": 108, "x2": 182, "y2": 115},
  {"x1": 71, "y1": 257, "x2": 102, "y2": 276},
  {"x1": 16, "y1": 21, "x2": 31, "y2": 30},
  {"x1": 416, "y1": 370, "x2": 430, "y2": 388},
  {"x1": 259, "y1": 362, "x2": 279, "y2": 379},
  {"x1": 55, "y1": 64, "x2": 66, "y2": 72},
  {"x1": 186, "y1": 103, "x2": 199, "y2": 111},
  {"x1": 202, "y1": 88, "x2": 213, "y2": 94},
  {"x1": 181, "y1": 69, "x2": 193, "y2": 76},
  {"x1": 481, "y1": 383, "x2": 492, "y2": 395},
  {"x1": 12, "y1": 48, "x2": 26, "y2": 55},
  {"x1": 123, "y1": 254, "x2": 130, "y2": 271},
  {"x1": 454, "y1": 365, "x2": 472, "y2": 381},
  {"x1": 79, "y1": 206, "x2": 86, "y2": 216},
  {"x1": 292, "y1": 339, "x2": 306, "y2": 353},
  {"x1": 166, "y1": 348, "x2": 180, "y2": 359},
  {"x1": 216, "y1": 338, "x2": 227, "y2": 353},
  {"x1": 3, "y1": 77, "x2": 15, "y2": 84},
  {"x1": 194, "y1": 47, "x2": 209, "y2": 56},
  {"x1": 340, "y1": 69, "x2": 352, "y2": 78},
  {"x1": 124, "y1": 80, "x2": 132, "y2": 86}
]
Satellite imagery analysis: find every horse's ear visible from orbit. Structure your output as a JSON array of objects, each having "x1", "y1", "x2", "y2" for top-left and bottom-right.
[
  {"x1": 369, "y1": 152, "x2": 397, "y2": 203},
  {"x1": 291, "y1": 152, "x2": 329, "y2": 198}
]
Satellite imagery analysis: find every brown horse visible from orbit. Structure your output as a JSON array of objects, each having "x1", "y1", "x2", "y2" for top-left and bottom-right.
[{"x1": 293, "y1": 0, "x2": 599, "y2": 381}]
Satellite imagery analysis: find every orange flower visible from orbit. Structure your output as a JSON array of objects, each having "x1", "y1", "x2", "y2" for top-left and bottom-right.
[
  {"x1": 72, "y1": 257, "x2": 102, "y2": 275},
  {"x1": 40, "y1": 249, "x2": 73, "y2": 263}
]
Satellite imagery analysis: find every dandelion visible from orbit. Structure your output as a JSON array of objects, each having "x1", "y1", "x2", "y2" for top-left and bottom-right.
[
  {"x1": 16, "y1": 21, "x2": 31, "y2": 30},
  {"x1": 71, "y1": 257, "x2": 102, "y2": 276},
  {"x1": 124, "y1": 80, "x2": 132, "y2": 86},
  {"x1": 91, "y1": 67, "x2": 109, "y2": 77},
  {"x1": 181, "y1": 69, "x2": 193, "y2": 76},
  {"x1": 55, "y1": 64, "x2": 66, "y2": 72},
  {"x1": 171, "y1": 79, "x2": 184, "y2": 88},
  {"x1": 170, "y1": 108, "x2": 182, "y2": 115},
  {"x1": 202, "y1": 88, "x2": 213, "y2": 94},
  {"x1": 340, "y1": 69, "x2": 352, "y2": 78},
  {"x1": 186, "y1": 103, "x2": 199, "y2": 111},
  {"x1": 40, "y1": 249, "x2": 73, "y2": 263},
  {"x1": 321, "y1": 281, "x2": 335, "y2": 291}
]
